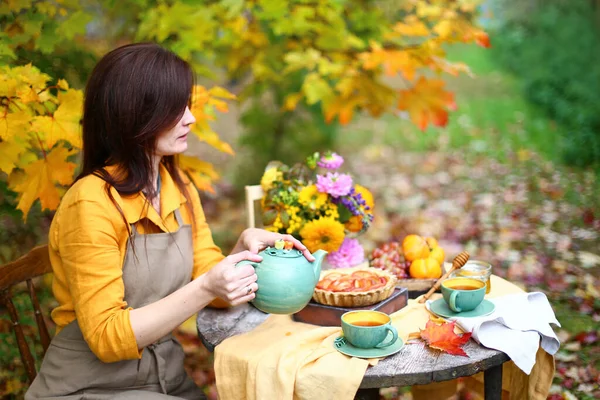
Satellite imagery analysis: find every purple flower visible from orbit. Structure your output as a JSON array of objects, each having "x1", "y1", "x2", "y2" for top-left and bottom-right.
[
  {"x1": 326, "y1": 238, "x2": 365, "y2": 268},
  {"x1": 317, "y1": 152, "x2": 344, "y2": 170},
  {"x1": 316, "y1": 172, "x2": 353, "y2": 198}
]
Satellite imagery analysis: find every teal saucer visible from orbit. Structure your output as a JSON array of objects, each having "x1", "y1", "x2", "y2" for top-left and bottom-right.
[
  {"x1": 429, "y1": 298, "x2": 496, "y2": 319},
  {"x1": 333, "y1": 333, "x2": 404, "y2": 359}
]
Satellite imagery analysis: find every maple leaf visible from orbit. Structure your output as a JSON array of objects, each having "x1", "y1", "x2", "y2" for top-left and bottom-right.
[
  {"x1": 419, "y1": 319, "x2": 472, "y2": 357},
  {"x1": 0, "y1": 109, "x2": 31, "y2": 141},
  {"x1": 391, "y1": 17, "x2": 430, "y2": 37},
  {"x1": 397, "y1": 77, "x2": 456, "y2": 131},
  {"x1": 179, "y1": 154, "x2": 220, "y2": 194},
  {"x1": 361, "y1": 46, "x2": 418, "y2": 80},
  {"x1": 324, "y1": 97, "x2": 358, "y2": 125},
  {"x1": 31, "y1": 89, "x2": 83, "y2": 149},
  {"x1": 8, "y1": 146, "x2": 76, "y2": 220},
  {"x1": 0, "y1": 140, "x2": 26, "y2": 174}
]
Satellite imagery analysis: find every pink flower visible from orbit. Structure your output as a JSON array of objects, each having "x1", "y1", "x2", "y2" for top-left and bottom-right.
[
  {"x1": 316, "y1": 172, "x2": 353, "y2": 198},
  {"x1": 317, "y1": 152, "x2": 344, "y2": 170},
  {"x1": 326, "y1": 238, "x2": 365, "y2": 268}
]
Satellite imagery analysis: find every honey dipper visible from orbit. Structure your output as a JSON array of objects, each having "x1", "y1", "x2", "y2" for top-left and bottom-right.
[{"x1": 418, "y1": 251, "x2": 470, "y2": 304}]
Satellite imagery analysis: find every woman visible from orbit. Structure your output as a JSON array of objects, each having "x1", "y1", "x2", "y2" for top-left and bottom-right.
[{"x1": 25, "y1": 43, "x2": 314, "y2": 399}]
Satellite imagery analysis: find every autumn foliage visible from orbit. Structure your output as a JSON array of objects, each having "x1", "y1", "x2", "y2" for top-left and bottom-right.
[
  {"x1": 1, "y1": 0, "x2": 489, "y2": 220},
  {"x1": 419, "y1": 318, "x2": 472, "y2": 357}
]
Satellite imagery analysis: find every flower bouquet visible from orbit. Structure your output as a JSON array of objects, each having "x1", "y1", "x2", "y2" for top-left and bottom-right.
[{"x1": 259, "y1": 151, "x2": 374, "y2": 268}]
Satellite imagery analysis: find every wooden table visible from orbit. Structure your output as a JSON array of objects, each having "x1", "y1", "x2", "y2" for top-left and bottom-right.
[{"x1": 197, "y1": 304, "x2": 510, "y2": 400}]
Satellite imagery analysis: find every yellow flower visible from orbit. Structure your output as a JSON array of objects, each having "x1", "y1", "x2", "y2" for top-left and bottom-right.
[
  {"x1": 354, "y1": 184, "x2": 374, "y2": 210},
  {"x1": 300, "y1": 217, "x2": 345, "y2": 253},
  {"x1": 345, "y1": 184, "x2": 374, "y2": 233},
  {"x1": 260, "y1": 167, "x2": 282, "y2": 192},
  {"x1": 345, "y1": 215, "x2": 364, "y2": 233},
  {"x1": 298, "y1": 185, "x2": 328, "y2": 210}
]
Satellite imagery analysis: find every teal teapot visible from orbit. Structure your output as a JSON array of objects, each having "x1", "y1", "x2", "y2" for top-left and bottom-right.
[{"x1": 237, "y1": 246, "x2": 327, "y2": 314}]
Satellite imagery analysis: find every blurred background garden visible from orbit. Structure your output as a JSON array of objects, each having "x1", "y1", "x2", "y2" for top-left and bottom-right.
[{"x1": 1, "y1": 0, "x2": 599, "y2": 399}]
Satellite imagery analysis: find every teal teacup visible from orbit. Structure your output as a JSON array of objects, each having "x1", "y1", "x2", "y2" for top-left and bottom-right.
[
  {"x1": 341, "y1": 310, "x2": 398, "y2": 349},
  {"x1": 441, "y1": 277, "x2": 486, "y2": 313}
]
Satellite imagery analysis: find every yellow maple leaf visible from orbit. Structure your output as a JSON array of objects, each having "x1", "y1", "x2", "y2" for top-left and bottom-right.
[
  {"x1": 8, "y1": 146, "x2": 76, "y2": 220},
  {"x1": 31, "y1": 88, "x2": 83, "y2": 149},
  {"x1": 392, "y1": 17, "x2": 430, "y2": 37},
  {"x1": 13, "y1": 64, "x2": 51, "y2": 90},
  {"x1": 324, "y1": 97, "x2": 359, "y2": 125},
  {"x1": 0, "y1": 109, "x2": 31, "y2": 141},
  {"x1": 0, "y1": 140, "x2": 26, "y2": 174},
  {"x1": 179, "y1": 154, "x2": 219, "y2": 194},
  {"x1": 0, "y1": 76, "x2": 18, "y2": 97},
  {"x1": 361, "y1": 47, "x2": 418, "y2": 80},
  {"x1": 190, "y1": 124, "x2": 234, "y2": 155},
  {"x1": 397, "y1": 77, "x2": 456, "y2": 131},
  {"x1": 208, "y1": 86, "x2": 237, "y2": 100}
]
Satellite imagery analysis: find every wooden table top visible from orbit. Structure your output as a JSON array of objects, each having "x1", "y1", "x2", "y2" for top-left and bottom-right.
[{"x1": 196, "y1": 303, "x2": 510, "y2": 389}]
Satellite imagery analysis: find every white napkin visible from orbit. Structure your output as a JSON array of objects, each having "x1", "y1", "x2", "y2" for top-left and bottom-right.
[{"x1": 426, "y1": 292, "x2": 561, "y2": 374}]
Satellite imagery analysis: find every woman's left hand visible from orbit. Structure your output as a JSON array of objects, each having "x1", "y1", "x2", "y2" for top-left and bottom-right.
[{"x1": 240, "y1": 228, "x2": 315, "y2": 262}]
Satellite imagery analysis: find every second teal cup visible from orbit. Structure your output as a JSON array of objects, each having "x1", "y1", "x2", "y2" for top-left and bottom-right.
[
  {"x1": 341, "y1": 310, "x2": 398, "y2": 349},
  {"x1": 441, "y1": 277, "x2": 486, "y2": 313}
]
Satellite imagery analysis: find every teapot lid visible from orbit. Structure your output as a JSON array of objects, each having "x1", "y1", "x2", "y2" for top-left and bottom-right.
[{"x1": 263, "y1": 247, "x2": 304, "y2": 258}]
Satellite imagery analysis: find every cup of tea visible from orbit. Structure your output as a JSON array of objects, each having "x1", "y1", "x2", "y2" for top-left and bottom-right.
[
  {"x1": 341, "y1": 310, "x2": 398, "y2": 349},
  {"x1": 441, "y1": 277, "x2": 486, "y2": 313}
]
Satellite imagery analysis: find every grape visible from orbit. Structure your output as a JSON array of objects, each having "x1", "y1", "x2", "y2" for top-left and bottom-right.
[{"x1": 369, "y1": 241, "x2": 408, "y2": 279}]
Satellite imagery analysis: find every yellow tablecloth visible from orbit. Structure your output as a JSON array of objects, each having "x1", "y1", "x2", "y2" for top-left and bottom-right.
[{"x1": 214, "y1": 276, "x2": 555, "y2": 400}]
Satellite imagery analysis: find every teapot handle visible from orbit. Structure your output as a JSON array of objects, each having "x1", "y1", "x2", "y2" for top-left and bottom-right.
[{"x1": 235, "y1": 260, "x2": 259, "y2": 269}]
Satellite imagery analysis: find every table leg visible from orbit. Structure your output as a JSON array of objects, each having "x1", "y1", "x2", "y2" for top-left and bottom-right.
[
  {"x1": 355, "y1": 388, "x2": 379, "y2": 400},
  {"x1": 484, "y1": 364, "x2": 503, "y2": 400}
]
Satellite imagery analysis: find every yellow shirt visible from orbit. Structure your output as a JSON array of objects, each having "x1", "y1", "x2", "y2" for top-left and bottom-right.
[{"x1": 49, "y1": 164, "x2": 225, "y2": 363}]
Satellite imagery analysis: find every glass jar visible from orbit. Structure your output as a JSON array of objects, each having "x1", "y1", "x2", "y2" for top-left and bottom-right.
[{"x1": 450, "y1": 260, "x2": 492, "y2": 294}]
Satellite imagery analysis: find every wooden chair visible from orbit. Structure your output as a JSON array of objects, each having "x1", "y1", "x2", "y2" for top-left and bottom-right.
[
  {"x1": 0, "y1": 245, "x2": 52, "y2": 383},
  {"x1": 245, "y1": 185, "x2": 264, "y2": 228}
]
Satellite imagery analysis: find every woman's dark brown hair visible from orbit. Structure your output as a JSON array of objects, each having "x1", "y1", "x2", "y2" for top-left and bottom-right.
[{"x1": 76, "y1": 42, "x2": 195, "y2": 228}]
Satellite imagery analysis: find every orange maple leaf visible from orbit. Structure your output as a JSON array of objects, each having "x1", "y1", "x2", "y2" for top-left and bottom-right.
[
  {"x1": 397, "y1": 77, "x2": 456, "y2": 131},
  {"x1": 419, "y1": 319, "x2": 472, "y2": 357}
]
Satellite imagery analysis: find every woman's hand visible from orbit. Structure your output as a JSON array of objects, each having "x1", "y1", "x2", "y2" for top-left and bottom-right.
[
  {"x1": 199, "y1": 251, "x2": 262, "y2": 306},
  {"x1": 236, "y1": 228, "x2": 315, "y2": 262}
]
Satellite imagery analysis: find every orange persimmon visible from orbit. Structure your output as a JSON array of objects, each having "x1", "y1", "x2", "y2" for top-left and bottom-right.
[
  {"x1": 402, "y1": 234, "x2": 430, "y2": 262},
  {"x1": 409, "y1": 258, "x2": 442, "y2": 279}
]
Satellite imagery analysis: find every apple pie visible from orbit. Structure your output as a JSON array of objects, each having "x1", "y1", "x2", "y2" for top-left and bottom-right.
[{"x1": 313, "y1": 267, "x2": 397, "y2": 307}]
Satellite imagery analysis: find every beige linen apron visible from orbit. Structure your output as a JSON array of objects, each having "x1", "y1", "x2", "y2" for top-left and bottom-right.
[{"x1": 26, "y1": 209, "x2": 206, "y2": 399}]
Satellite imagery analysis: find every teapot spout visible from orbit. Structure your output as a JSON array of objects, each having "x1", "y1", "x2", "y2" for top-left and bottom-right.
[{"x1": 311, "y1": 249, "x2": 328, "y2": 283}]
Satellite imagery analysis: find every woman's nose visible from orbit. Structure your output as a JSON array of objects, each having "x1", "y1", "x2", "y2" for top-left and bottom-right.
[{"x1": 184, "y1": 107, "x2": 196, "y2": 126}]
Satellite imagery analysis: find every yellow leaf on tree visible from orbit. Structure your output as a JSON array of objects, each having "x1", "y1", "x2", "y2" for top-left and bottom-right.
[
  {"x1": 57, "y1": 79, "x2": 69, "y2": 90},
  {"x1": 397, "y1": 77, "x2": 456, "y2": 131},
  {"x1": 14, "y1": 64, "x2": 51, "y2": 91},
  {"x1": 324, "y1": 97, "x2": 359, "y2": 125},
  {"x1": 0, "y1": 109, "x2": 31, "y2": 141},
  {"x1": 190, "y1": 126, "x2": 234, "y2": 155},
  {"x1": 31, "y1": 88, "x2": 83, "y2": 149},
  {"x1": 0, "y1": 77, "x2": 18, "y2": 97},
  {"x1": 179, "y1": 154, "x2": 219, "y2": 194},
  {"x1": 8, "y1": 146, "x2": 76, "y2": 220},
  {"x1": 392, "y1": 17, "x2": 430, "y2": 37},
  {"x1": 361, "y1": 47, "x2": 419, "y2": 80},
  {"x1": 0, "y1": 140, "x2": 26, "y2": 174},
  {"x1": 302, "y1": 73, "x2": 334, "y2": 105},
  {"x1": 283, "y1": 93, "x2": 303, "y2": 111},
  {"x1": 208, "y1": 86, "x2": 237, "y2": 100}
]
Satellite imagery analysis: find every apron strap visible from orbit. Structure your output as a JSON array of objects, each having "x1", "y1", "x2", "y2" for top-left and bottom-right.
[{"x1": 174, "y1": 208, "x2": 184, "y2": 227}]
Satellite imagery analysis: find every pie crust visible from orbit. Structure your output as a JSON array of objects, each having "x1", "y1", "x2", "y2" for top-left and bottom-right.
[{"x1": 312, "y1": 267, "x2": 398, "y2": 307}]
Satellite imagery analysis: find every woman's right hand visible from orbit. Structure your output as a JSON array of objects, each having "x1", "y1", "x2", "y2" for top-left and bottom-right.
[{"x1": 200, "y1": 251, "x2": 262, "y2": 306}]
